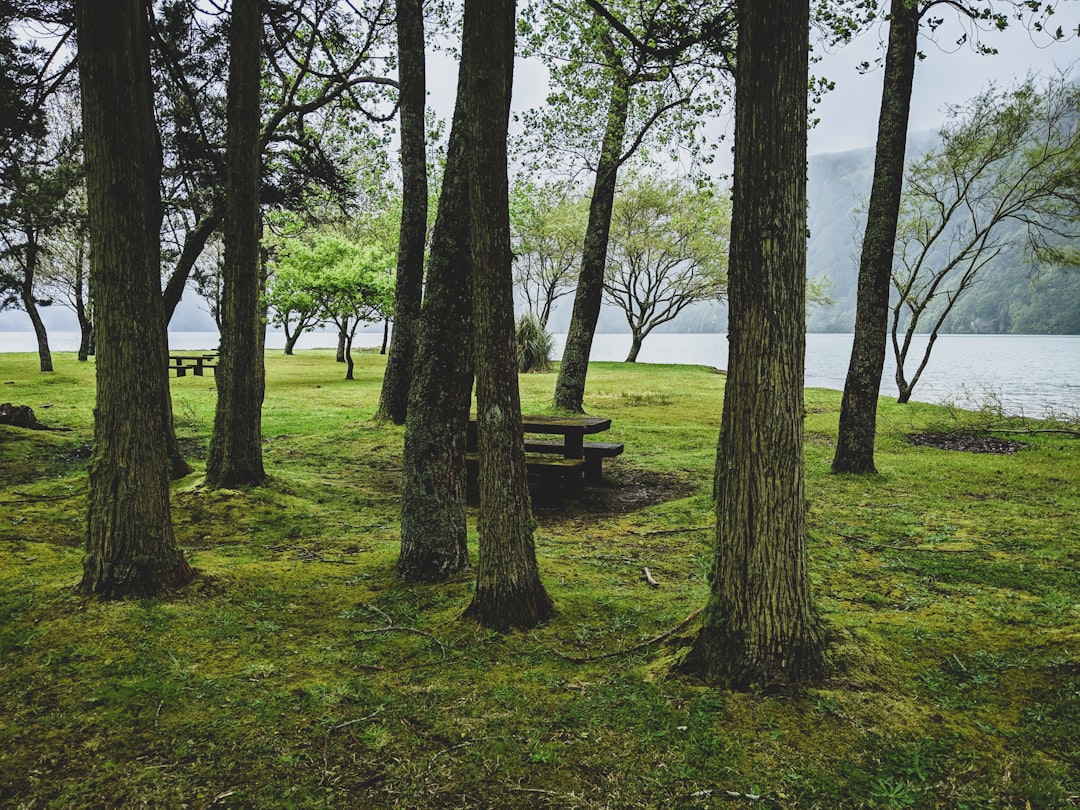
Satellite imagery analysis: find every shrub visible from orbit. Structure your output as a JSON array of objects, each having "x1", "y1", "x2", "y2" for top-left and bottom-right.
[{"x1": 516, "y1": 313, "x2": 554, "y2": 373}]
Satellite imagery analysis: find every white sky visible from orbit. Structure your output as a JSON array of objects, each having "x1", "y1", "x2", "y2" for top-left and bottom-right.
[{"x1": 807, "y1": 5, "x2": 1080, "y2": 156}]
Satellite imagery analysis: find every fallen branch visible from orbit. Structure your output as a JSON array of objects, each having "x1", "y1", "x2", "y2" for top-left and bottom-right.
[
  {"x1": 641, "y1": 567, "x2": 659, "y2": 588},
  {"x1": 535, "y1": 607, "x2": 703, "y2": 664},
  {"x1": 633, "y1": 526, "x2": 711, "y2": 536}
]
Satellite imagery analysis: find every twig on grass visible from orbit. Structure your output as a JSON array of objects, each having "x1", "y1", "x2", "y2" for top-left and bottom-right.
[
  {"x1": 632, "y1": 526, "x2": 711, "y2": 536},
  {"x1": 535, "y1": 608, "x2": 703, "y2": 663}
]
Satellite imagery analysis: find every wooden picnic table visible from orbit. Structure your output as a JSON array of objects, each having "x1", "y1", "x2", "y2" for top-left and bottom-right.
[
  {"x1": 168, "y1": 353, "x2": 218, "y2": 378},
  {"x1": 467, "y1": 414, "x2": 622, "y2": 484}
]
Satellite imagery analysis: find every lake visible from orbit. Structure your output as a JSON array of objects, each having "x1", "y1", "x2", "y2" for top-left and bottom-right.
[{"x1": 2, "y1": 329, "x2": 1077, "y2": 417}]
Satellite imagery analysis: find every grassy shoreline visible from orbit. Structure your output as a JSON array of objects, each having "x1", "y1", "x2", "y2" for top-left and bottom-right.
[{"x1": 1, "y1": 350, "x2": 1077, "y2": 808}]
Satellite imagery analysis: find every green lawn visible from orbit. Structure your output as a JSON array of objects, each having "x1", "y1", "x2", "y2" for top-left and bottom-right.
[{"x1": 1, "y1": 349, "x2": 1077, "y2": 808}]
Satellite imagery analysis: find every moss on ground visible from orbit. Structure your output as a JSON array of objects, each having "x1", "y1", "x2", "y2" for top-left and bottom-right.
[{"x1": 1, "y1": 349, "x2": 1077, "y2": 808}]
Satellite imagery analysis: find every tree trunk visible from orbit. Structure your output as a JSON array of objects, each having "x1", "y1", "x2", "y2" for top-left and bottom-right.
[
  {"x1": 380, "y1": 317, "x2": 389, "y2": 354},
  {"x1": 376, "y1": 0, "x2": 428, "y2": 425},
  {"x1": 397, "y1": 31, "x2": 473, "y2": 583},
  {"x1": 162, "y1": 211, "x2": 221, "y2": 324},
  {"x1": 76, "y1": 0, "x2": 193, "y2": 597},
  {"x1": 336, "y1": 323, "x2": 347, "y2": 362},
  {"x1": 283, "y1": 329, "x2": 298, "y2": 355},
  {"x1": 832, "y1": 0, "x2": 919, "y2": 474},
  {"x1": 625, "y1": 330, "x2": 642, "y2": 363},
  {"x1": 75, "y1": 248, "x2": 93, "y2": 361},
  {"x1": 677, "y1": 0, "x2": 824, "y2": 689},
  {"x1": 552, "y1": 68, "x2": 630, "y2": 413},
  {"x1": 461, "y1": 0, "x2": 553, "y2": 631},
  {"x1": 21, "y1": 240, "x2": 54, "y2": 373},
  {"x1": 344, "y1": 333, "x2": 355, "y2": 380},
  {"x1": 206, "y1": 0, "x2": 266, "y2": 489}
]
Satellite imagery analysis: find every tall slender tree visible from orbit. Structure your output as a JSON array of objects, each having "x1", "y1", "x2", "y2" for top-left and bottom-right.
[
  {"x1": 206, "y1": 0, "x2": 266, "y2": 488},
  {"x1": 76, "y1": 0, "x2": 193, "y2": 597},
  {"x1": 461, "y1": 0, "x2": 553, "y2": 630},
  {"x1": 397, "y1": 30, "x2": 473, "y2": 583},
  {"x1": 517, "y1": 0, "x2": 735, "y2": 413},
  {"x1": 376, "y1": 0, "x2": 427, "y2": 424},
  {"x1": 832, "y1": 0, "x2": 1067, "y2": 474},
  {"x1": 678, "y1": 0, "x2": 825, "y2": 688}
]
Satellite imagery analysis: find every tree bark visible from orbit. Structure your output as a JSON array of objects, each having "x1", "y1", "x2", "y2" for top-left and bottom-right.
[
  {"x1": 832, "y1": 0, "x2": 919, "y2": 474},
  {"x1": 206, "y1": 0, "x2": 266, "y2": 489},
  {"x1": 625, "y1": 330, "x2": 642, "y2": 363},
  {"x1": 552, "y1": 68, "x2": 630, "y2": 413},
  {"x1": 678, "y1": 0, "x2": 823, "y2": 689},
  {"x1": 76, "y1": 0, "x2": 193, "y2": 597},
  {"x1": 397, "y1": 30, "x2": 473, "y2": 583},
  {"x1": 461, "y1": 0, "x2": 553, "y2": 631},
  {"x1": 376, "y1": 0, "x2": 428, "y2": 425}
]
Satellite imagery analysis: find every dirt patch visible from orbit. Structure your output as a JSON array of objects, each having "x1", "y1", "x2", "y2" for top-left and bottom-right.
[
  {"x1": 909, "y1": 433, "x2": 1027, "y2": 454},
  {"x1": 533, "y1": 463, "x2": 697, "y2": 520}
]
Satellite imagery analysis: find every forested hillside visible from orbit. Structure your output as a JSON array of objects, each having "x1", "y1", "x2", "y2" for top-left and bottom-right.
[{"x1": 805, "y1": 133, "x2": 1080, "y2": 334}]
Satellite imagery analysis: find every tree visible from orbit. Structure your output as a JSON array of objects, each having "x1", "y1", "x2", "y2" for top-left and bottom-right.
[
  {"x1": 509, "y1": 179, "x2": 586, "y2": 328},
  {"x1": 263, "y1": 232, "x2": 324, "y2": 355},
  {"x1": 0, "y1": 90, "x2": 82, "y2": 374},
  {"x1": 832, "y1": 0, "x2": 1067, "y2": 474},
  {"x1": 206, "y1": 0, "x2": 266, "y2": 489},
  {"x1": 890, "y1": 76, "x2": 1080, "y2": 403},
  {"x1": 603, "y1": 173, "x2": 729, "y2": 361},
  {"x1": 76, "y1": 0, "x2": 193, "y2": 597},
  {"x1": 307, "y1": 235, "x2": 395, "y2": 380},
  {"x1": 677, "y1": 0, "x2": 825, "y2": 688},
  {"x1": 461, "y1": 0, "x2": 553, "y2": 630},
  {"x1": 376, "y1": 0, "x2": 428, "y2": 424},
  {"x1": 518, "y1": 0, "x2": 735, "y2": 412},
  {"x1": 397, "y1": 34, "x2": 474, "y2": 582},
  {"x1": 38, "y1": 193, "x2": 93, "y2": 361}
]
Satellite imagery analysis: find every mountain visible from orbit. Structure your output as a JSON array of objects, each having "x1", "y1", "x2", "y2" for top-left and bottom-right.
[{"x1": 804, "y1": 133, "x2": 1080, "y2": 335}]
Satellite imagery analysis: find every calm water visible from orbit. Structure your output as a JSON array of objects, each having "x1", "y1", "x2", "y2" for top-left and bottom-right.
[{"x1": 2, "y1": 329, "x2": 1077, "y2": 417}]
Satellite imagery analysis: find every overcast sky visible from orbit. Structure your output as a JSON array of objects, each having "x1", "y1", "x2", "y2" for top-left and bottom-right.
[
  {"x1": 807, "y1": 5, "x2": 1080, "y2": 156},
  {"x1": 491, "y1": 4, "x2": 1080, "y2": 172}
]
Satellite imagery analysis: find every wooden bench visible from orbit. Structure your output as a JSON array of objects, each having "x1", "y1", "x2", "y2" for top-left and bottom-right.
[
  {"x1": 169, "y1": 353, "x2": 218, "y2": 378},
  {"x1": 522, "y1": 438, "x2": 625, "y2": 482},
  {"x1": 465, "y1": 452, "x2": 587, "y2": 496}
]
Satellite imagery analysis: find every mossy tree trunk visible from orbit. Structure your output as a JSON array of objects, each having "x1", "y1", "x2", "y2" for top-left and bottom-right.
[
  {"x1": 206, "y1": 0, "x2": 266, "y2": 489},
  {"x1": 397, "y1": 28, "x2": 473, "y2": 583},
  {"x1": 552, "y1": 67, "x2": 629, "y2": 413},
  {"x1": 376, "y1": 0, "x2": 427, "y2": 425},
  {"x1": 832, "y1": 0, "x2": 919, "y2": 475},
  {"x1": 678, "y1": 0, "x2": 824, "y2": 689},
  {"x1": 461, "y1": 0, "x2": 553, "y2": 631},
  {"x1": 76, "y1": 0, "x2": 193, "y2": 597}
]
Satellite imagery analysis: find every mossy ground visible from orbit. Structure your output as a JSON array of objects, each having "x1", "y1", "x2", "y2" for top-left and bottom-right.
[{"x1": 0, "y1": 349, "x2": 1076, "y2": 809}]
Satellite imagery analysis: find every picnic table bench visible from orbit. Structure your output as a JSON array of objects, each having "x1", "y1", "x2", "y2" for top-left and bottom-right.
[
  {"x1": 168, "y1": 353, "x2": 218, "y2": 378},
  {"x1": 467, "y1": 414, "x2": 623, "y2": 487}
]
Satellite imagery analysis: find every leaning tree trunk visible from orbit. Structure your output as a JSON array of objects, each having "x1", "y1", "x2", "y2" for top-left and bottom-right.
[
  {"x1": 397, "y1": 42, "x2": 474, "y2": 583},
  {"x1": 461, "y1": 0, "x2": 553, "y2": 631},
  {"x1": 677, "y1": 0, "x2": 824, "y2": 689},
  {"x1": 76, "y1": 0, "x2": 193, "y2": 597},
  {"x1": 21, "y1": 240, "x2": 54, "y2": 373},
  {"x1": 376, "y1": 0, "x2": 428, "y2": 425},
  {"x1": 552, "y1": 68, "x2": 630, "y2": 413},
  {"x1": 624, "y1": 329, "x2": 643, "y2": 363},
  {"x1": 207, "y1": 0, "x2": 266, "y2": 489},
  {"x1": 832, "y1": 0, "x2": 919, "y2": 474}
]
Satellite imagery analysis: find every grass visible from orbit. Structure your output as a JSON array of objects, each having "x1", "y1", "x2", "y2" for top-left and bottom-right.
[{"x1": 1, "y1": 348, "x2": 1077, "y2": 809}]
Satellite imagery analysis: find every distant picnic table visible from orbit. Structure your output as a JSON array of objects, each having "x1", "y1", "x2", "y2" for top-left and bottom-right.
[
  {"x1": 168, "y1": 353, "x2": 218, "y2": 378},
  {"x1": 467, "y1": 413, "x2": 623, "y2": 487}
]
